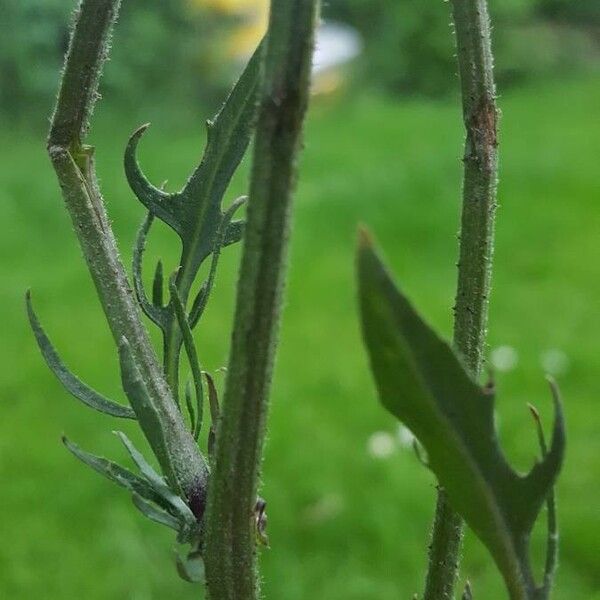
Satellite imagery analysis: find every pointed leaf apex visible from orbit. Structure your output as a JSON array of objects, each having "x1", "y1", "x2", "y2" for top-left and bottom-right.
[
  {"x1": 357, "y1": 225, "x2": 374, "y2": 249},
  {"x1": 134, "y1": 122, "x2": 151, "y2": 137},
  {"x1": 528, "y1": 403, "x2": 541, "y2": 422}
]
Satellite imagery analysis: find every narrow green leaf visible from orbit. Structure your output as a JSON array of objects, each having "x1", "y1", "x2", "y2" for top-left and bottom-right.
[
  {"x1": 169, "y1": 280, "x2": 204, "y2": 438},
  {"x1": 188, "y1": 195, "x2": 247, "y2": 328},
  {"x1": 63, "y1": 436, "x2": 170, "y2": 511},
  {"x1": 132, "y1": 214, "x2": 168, "y2": 329},
  {"x1": 132, "y1": 492, "x2": 181, "y2": 532},
  {"x1": 113, "y1": 430, "x2": 166, "y2": 488},
  {"x1": 357, "y1": 232, "x2": 565, "y2": 598},
  {"x1": 153, "y1": 259, "x2": 164, "y2": 308},
  {"x1": 529, "y1": 384, "x2": 560, "y2": 596},
  {"x1": 26, "y1": 291, "x2": 136, "y2": 419},
  {"x1": 203, "y1": 371, "x2": 220, "y2": 458},
  {"x1": 114, "y1": 430, "x2": 196, "y2": 524},
  {"x1": 184, "y1": 381, "x2": 197, "y2": 441},
  {"x1": 117, "y1": 335, "x2": 175, "y2": 461}
]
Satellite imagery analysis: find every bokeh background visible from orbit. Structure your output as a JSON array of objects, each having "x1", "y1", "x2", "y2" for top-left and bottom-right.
[{"x1": 1, "y1": 1, "x2": 599, "y2": 598}]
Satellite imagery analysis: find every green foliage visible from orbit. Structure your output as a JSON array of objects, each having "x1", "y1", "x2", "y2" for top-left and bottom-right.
[
  {"x1": 63, "y1": 433, "x2": 202, "y2": 546},
  {"x1": 3, "y1": 79, "x2": 598, "y2": 598},
  {"x1": 0, "y1": 0, "x2": 227, "y2": 117},
  {"x1": 0, "y1": 0, "x2": 70, "y2": 117},
  {"x1": 27, "y1": 1, "x2": 263, "y2": 584},
  {"x1": 325, "y1": 0, "x2": 598, "y2": 96},
  {"x1": 357, "y1": 234, "x2": 565, "y2": 599},
  {"x1": 126, "y1": 42, "x2": 261, "y2": 402}
]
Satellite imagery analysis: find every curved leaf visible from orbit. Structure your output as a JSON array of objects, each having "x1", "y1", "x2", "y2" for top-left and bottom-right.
[
  {"x1": 132, "y1": 213, "x2": 169, "y2": 329},
  {"x1": 26, "y1": 291, "x2": 136, "y2": 419},
  {"x1": 124, "y1": 124, "x2": 184, "y2": 235}
]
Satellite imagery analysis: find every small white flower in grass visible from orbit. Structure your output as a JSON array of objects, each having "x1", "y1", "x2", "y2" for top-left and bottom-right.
[
  {"x1": 540, "y1": 348, "x2": 569, "y2": 376},
  {"x1": 397, "y1": 425, "x2": 415, "y2": 449},
  {"x1": 490, "y1": 345, "x2": 519, "y2": 372},
  {"x1": 367, "y1": 431, "x2": 396, "y2": 459},
  {"x1": 302, "y1": 493, "x2": 344, "y2": 524}
]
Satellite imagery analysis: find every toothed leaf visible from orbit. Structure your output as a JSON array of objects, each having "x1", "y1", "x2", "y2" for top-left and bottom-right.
[
  {"x1": 26, "y1": 292, "x2": 135, "y2": 419},
  {"x1": 357, "y1": 235, "x2": 565, "y2": 598},
  {"x1": 124, "y1": 43, "x2": 262, "y2": 389}
]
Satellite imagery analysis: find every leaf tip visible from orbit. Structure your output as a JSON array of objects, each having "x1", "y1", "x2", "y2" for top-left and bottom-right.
[
  {"x1": 134, "y1": 122, "x2": 151, "y2": 137},
  {"x1": 527, "y1": 402, "x2": 540, "y2": 423},
  {"x1": 357, "y1": 225, "x2": 374, "y2": 250}
]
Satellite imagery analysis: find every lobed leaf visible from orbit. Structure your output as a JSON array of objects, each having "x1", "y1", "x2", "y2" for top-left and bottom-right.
[
  {"x1": 124, "y1": 43, "x2": 261, "y2": 288},
  {"x1": 124, "y1": 43, "x2": 262, "y2": 399},
  {"x1": 357, "y1": 232, "x2": 565, "y2": 599}
]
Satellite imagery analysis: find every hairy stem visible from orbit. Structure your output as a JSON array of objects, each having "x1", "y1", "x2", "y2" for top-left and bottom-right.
[
  {"x1": 203, "y1": 1, "x2": 319, "y2": 598},
  {"x1": 423, "y1": 0, "x2": 499, "y2": 598},
  {"x1": 47, "y1": 0, "x2": 208, "y2": 514}
]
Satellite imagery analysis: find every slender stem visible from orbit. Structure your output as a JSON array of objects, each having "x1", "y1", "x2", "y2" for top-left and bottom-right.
[
  {"x1": 47, "y1": 0, "x2": 208, "y2": 513},
  {"x1": 423, "y1": 0, "x2": 499, "y2": 598},
  {"x1": 203, "y1": 1, "x2": 319, "y2": 598}
]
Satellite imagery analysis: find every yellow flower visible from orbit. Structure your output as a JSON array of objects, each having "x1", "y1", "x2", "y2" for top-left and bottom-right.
[{"x1": 191, "y1": 0, "x2": 268, "y2": 58}]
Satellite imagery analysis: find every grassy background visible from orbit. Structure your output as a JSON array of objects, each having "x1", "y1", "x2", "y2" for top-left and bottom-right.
[{"x1": 1, "y1": 76, "x2": 598, "y2": 598}]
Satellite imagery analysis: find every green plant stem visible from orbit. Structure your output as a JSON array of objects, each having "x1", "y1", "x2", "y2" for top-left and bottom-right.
[
  {"x1": 46, "y1": 0, "x2": 207, "y2": 512},
  {"x1": 423, "y1": 0, "x2": 499, "y2": 598},
  {"x1": 203, "y1": 1, "x2": 319, "y2": 598}
]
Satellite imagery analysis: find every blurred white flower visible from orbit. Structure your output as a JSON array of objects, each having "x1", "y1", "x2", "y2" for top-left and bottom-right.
[
  {"x1": 302, "y1": 493, "x2": 344, "y2": 524},
  {"x1": 367, "y1": 431, "x2": 396, "y2": 459},
  {"x1": 490, "y1": 345, "x2": 519, "y2": 372},
  {"x1": 397, "y1": 425, "x2": 415, "y2": 449},
  {"x1": 540, "y1": 348, "x2": 569, "y2": 376}
]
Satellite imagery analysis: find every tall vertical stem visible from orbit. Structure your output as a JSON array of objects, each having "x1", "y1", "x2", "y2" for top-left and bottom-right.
[
  {"x1": 203, "y1": 1, "x2": 319, "y2": 598},
  {"x1": 46, "y1": 0, "x2": 207, "y2": 512},
  {"x1": 423, "y1": 0, "x2": 499, "y2": 598}
]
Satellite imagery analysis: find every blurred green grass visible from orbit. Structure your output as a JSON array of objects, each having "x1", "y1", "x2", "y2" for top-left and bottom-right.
[{"x1": 1, "y1": 76, "x2": 599, "y2": 599}]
